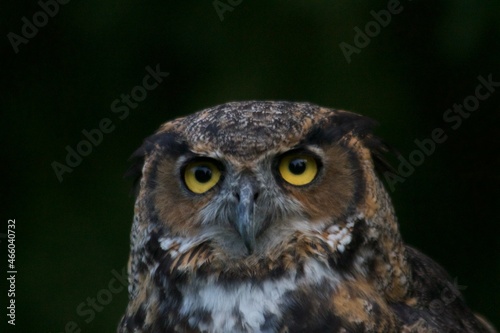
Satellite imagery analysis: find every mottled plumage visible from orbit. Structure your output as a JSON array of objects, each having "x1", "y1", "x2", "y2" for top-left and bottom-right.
[{"x1": 118, "y1": 101, "x2": 496, "y2": 333}]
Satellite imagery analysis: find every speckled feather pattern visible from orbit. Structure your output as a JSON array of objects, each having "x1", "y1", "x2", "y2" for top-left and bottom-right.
[
  {"x1": 159, "y1": 101, "x2": 333, "y2": 158},
  {"x1": 118, "y1": 101, "x2": 496, "y2": 333}
]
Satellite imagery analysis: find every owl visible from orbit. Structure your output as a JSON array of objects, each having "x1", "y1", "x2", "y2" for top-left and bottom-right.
[{"x1": 118, "y1": 101, "x2": 496, "y2": 333}]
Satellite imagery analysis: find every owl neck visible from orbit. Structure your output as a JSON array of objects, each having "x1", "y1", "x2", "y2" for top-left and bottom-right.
[{"x1": 358, "y1": 170, "x2": 411, "y2": 301}]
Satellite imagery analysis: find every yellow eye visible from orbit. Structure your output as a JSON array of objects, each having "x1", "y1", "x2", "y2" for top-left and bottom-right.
[
  {"x1": 278, "y1": 154, "x2": 318, "y2": 186},
  {"x1": 183, "y1": 160, "x2": 221, "y2": 194}
]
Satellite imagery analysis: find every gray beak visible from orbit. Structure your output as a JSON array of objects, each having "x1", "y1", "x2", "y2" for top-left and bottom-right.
[{"x1": 234, "y1": 180, "x2": 258, "y2": 254}]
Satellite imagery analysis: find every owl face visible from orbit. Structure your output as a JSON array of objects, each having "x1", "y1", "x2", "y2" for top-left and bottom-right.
[
  {"x1": 130, "y1": 102, "x2": 383, "y2": 275},
  {"x1": 151, "y1": 135, "x2": 357, "y2": 258}
]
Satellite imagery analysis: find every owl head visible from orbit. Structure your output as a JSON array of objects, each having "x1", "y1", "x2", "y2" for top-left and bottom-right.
[{"x1": 126, "y1": 101, "x2": 408, "y2": 299}]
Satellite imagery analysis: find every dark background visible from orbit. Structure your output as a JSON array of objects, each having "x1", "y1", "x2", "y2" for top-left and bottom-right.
[{"x1": 2, "y1": 1, "x2": 499, "y2": 332}]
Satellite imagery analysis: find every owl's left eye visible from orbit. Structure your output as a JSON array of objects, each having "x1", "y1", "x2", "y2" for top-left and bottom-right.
[
  {"x1": 183, "y1": 160, "x2": 222, "y2": 194},
  {"x1": 278, "y1": 153, "x2": 319, "y2": 186}
]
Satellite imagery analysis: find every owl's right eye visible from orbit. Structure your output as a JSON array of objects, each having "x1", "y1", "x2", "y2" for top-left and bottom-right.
[
  {"x1": 278, "y1": 153, "x2": 319, "y2": 186},
  {"x1": 183, "y1": 160, "x2": 222, "y2": 194}
]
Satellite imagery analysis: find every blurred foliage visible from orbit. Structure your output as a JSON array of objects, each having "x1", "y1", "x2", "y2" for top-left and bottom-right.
[{"x1": 2, "y1": 0, "x2": 499, "y2": 331}]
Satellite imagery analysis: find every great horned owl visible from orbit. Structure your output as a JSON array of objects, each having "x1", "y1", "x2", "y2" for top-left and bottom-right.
[{"x1": 118, "y1": 101, "x2": 496, "y2": 333}]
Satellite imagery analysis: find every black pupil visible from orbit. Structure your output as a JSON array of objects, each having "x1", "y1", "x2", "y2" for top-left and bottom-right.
[
  {"x1": 194, "y1": 166, "x2": 212, "y2": 183},
  {"x1": 289, "y1": 159, "x2": 306, "y2": 175}
]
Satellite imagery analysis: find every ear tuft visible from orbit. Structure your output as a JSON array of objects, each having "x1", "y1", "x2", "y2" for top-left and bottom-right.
[
  {"x1": 303, "y1": 111, "x2": 398, "y2": 176},
  {"x1": 124, "y1": 132, "x2": 189, "y2": 197}
]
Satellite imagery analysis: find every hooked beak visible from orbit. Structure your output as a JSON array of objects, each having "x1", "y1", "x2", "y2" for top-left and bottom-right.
[{"x1": 233, "y1": 180, "x2": 258, "y2": 254}]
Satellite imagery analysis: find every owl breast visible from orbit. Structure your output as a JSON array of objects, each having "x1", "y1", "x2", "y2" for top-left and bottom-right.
[{"x1": 178, "y1": 259, "x2": 339, "y2": 333}]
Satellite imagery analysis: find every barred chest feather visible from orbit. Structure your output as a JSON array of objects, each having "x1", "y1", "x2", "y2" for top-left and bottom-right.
[{"x1": 178, "y1": 259, "x2": 340, "y2": 333}]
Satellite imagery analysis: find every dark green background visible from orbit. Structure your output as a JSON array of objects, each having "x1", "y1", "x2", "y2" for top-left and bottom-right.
[{"x1": 2, "y1": 1, "x2": 499, "y2": 332}]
